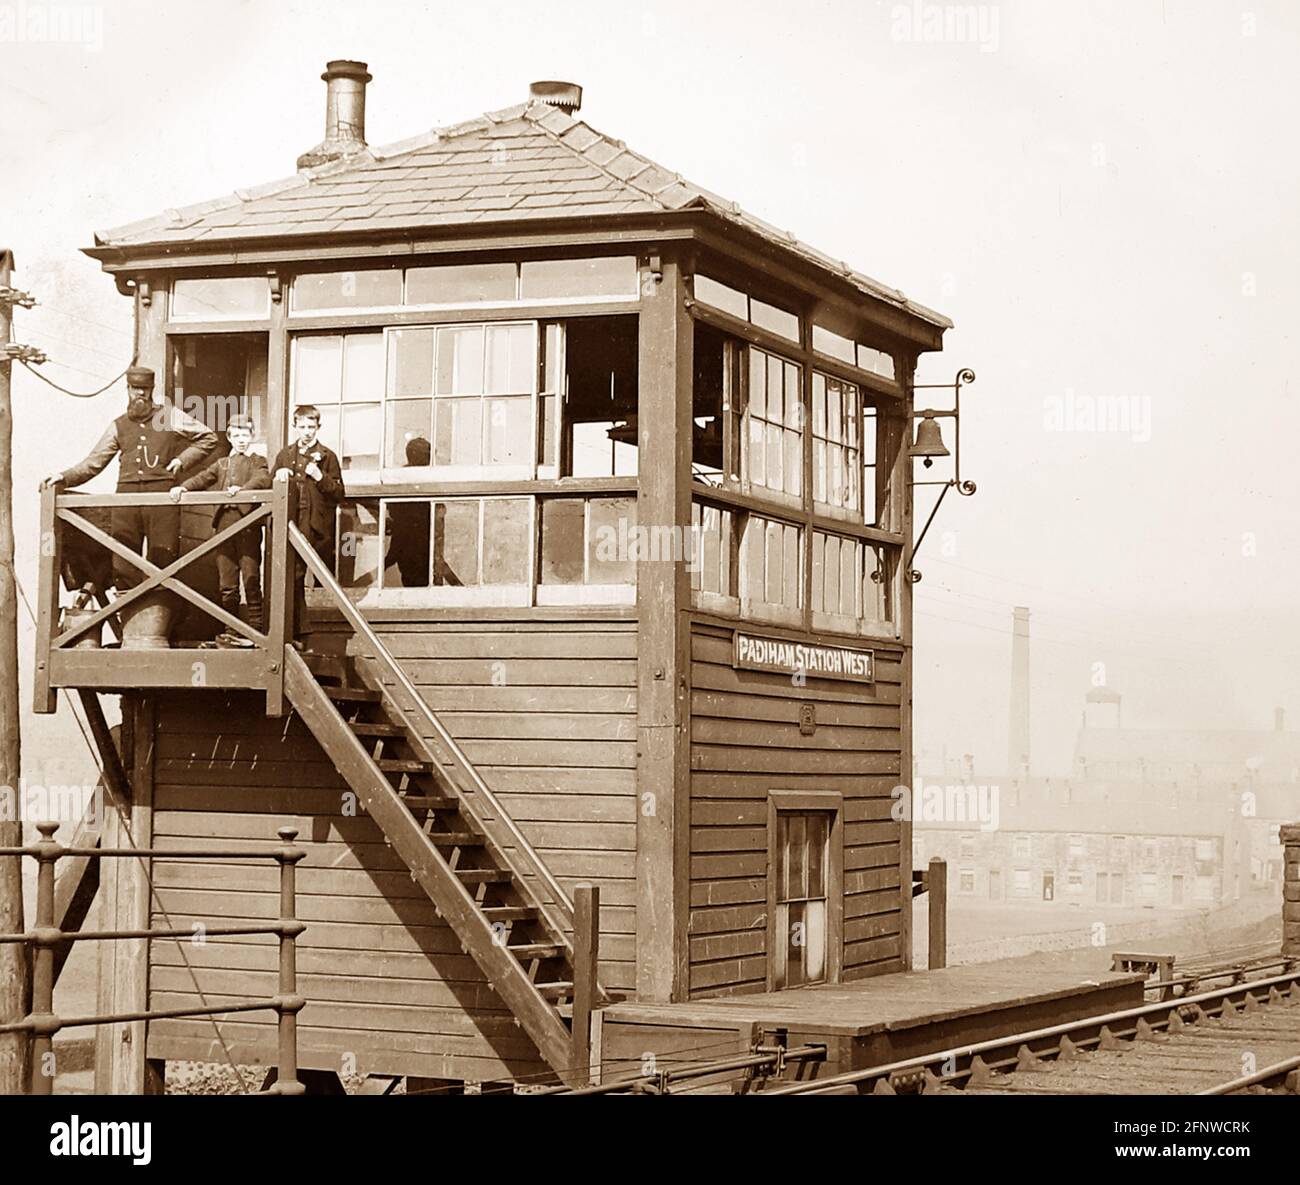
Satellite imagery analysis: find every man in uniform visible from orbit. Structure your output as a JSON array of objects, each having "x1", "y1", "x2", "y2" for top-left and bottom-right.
[
  {"x1": 272, "y1": 404, "x2": 344, "y2": 642},
  {"x1": 42, "y1": 366, "x2": 218, "y2": 592}
]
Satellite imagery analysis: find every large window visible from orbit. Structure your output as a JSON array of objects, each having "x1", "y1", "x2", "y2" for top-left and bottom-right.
[
  {"x1": 386, "y1": 322, "x2": 535, "y2": 476},
  {"x1": 171, "y1": 276, "x2": 270, "y2": 321},
  {"x1": 740, "y1": 513, "x2": 802, "y2": 623},
  {"x1": 291, "y1": 332, "x2": 386, "y2": 469},
  {"x1": 745, "y1": 347, "x2": 802, "y2": 503},
  {"x1": 770, "y1": 807, "x2": 838, "y2": 990}
]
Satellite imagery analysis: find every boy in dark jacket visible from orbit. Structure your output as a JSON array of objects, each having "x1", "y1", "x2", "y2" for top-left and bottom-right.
[{"x1": 170, "y1": 414, "x2": 271, "y2": 645}]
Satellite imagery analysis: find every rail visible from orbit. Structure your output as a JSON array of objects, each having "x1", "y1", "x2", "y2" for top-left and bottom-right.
[
  {"x1": 0, "y1": 821, "x2": 306, "y2": 1096},
  {"x1": 34, "y1": 482, "x2": 293, "y2": 714},
  {"x1": 287, "y1": 523, "x2": 578, "y2": 937}
]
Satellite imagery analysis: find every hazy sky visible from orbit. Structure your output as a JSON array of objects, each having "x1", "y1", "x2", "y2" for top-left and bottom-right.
[{"x1": 3, "y1": 0, "x2": 1298, "y2": 773}]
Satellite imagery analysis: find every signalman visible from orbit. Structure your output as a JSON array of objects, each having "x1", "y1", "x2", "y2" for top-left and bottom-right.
[{"x1": 42, "y1": 366, "x2": 218, "y2": 591}]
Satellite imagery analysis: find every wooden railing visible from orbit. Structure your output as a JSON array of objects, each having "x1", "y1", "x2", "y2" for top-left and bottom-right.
[
  {"x1": 287, "y1": 523, "x2": 579, "y2": 941},
  {"x1": 34, "y1": 481, "x2": 294, "y2": 714}
]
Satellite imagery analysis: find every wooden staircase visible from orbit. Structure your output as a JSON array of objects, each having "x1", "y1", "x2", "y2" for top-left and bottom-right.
[{"x1": 282, "y1": 526, "x2": 596, "y2": 1087}]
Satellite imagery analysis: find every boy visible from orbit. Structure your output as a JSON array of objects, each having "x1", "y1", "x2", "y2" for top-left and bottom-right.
[
  {"x1": 170, "y1": 413, "x2": 271, "y2": 647},
  {"x1": 271, "y1": 405, "x2": 344, "y2": 644}
]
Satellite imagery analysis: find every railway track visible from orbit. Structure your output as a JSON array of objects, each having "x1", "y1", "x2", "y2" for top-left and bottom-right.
[{"x1": 762, "y1": 959, "x2": 1300, "y2": 1096}]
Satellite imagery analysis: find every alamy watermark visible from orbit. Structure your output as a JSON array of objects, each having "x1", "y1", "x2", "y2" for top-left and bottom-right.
[
  {"x1": 891, "y1": 2, "x2": 1000, "y2": 53},
  {"x1": 0, "y1": 779, "x2": 101, "y2": 826},
  {"x1": 892, "y1": 779, "x2": 1001, "y2": 831},
  {"x1": 0, "y1": 1, "x2": 103, "y2": 50},
  {"x1": 1043, "y1": 390, "x2": 1152, "y2": 443},
  {"x1": 593, "y1": 517, "x2": 702, "y2": 572}
]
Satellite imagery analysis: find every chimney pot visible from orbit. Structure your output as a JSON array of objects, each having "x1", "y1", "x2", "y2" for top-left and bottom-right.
[
  {"x1": 298, "y1": 59, "x2": 372, "y2": 171},
  {"x1": 528, "y1": 80, "x2": 582, "y2": 115}
]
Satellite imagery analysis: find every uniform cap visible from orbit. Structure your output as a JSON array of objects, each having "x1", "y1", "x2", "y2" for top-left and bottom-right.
[
  {"x1": 125, "y1": 366, "x2": 155, "y2": 388},
  {"x1": 227, "y1": 414, "x2": 255, "y2": 432}
]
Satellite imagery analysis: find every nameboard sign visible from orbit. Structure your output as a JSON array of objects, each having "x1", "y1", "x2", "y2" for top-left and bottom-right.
[{"x1": 733, "y1": 632, "x2": 875, "y2": 684}]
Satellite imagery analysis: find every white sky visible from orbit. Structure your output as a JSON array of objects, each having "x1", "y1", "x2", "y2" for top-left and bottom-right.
[{"x1": 3, "y1": 0, "x2": 1298, "y2": 774}]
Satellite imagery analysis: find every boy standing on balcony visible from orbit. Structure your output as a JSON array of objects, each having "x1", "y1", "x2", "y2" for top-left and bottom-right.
[
  {"x1": 169, "y1": 414, "x2": 271, "y2": 647},
  {"x1": 272, "y1": 405, "x2": 344, "y2": 644}
]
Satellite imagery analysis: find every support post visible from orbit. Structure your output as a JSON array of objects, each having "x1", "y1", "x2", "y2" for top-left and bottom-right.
[
  {"x1": 273, "y1": 825, "x2": 306, "y2": 1096},
  {"x1": 927, "y1": 856, "x2": 947, "y2": 970},
  {"x1": 29, "y1": 823, "x2": 59, "y2": 1094},
  {"x1": 264, "y1": 478, "x2": 292, "y2": 716},
  {"x1": 0, "y1": 246, "x2": 30, "y2": 1093},
  {"x1": 33, "y1": 484, "x2": 59, "y2": 714},
  {"x1": 634, "y1": 252, "x2": 693, "y2": 1003},
  {"x1": 571, "y1": 883, "x2": 600, "y2": 1086}
]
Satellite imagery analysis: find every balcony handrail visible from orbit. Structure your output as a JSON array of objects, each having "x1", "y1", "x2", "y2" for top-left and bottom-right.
[
  {"x1": 0, "y1": 821, "x2": 306, "y2": 1096},
  {"x1": 286, "y1": 523, "x2": 578, "y2": 939}
]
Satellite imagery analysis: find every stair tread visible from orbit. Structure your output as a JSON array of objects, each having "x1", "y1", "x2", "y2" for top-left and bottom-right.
[
  {"x1": 428, "y1": 832, "x2": 483, "y2": 846},
  {"x1": 455, "y1": 869, "x2": 513, "y2": 883},
  {"x1": 508, "y1": 943, "x2": 564, "y2": 958},
  {"x1": 481, "y1": 907, "x2": 538, "y2": 920},
  {"x1": 349, "y1": 722, "x2": 406, "y2": 737},
  {"x1": 401, "y1": 794, "x2": 459, "y2": 808},
  {"x1": 377, "y1": 758, "x2": 433, "y2": 772},
  {"x1": 325, "y1": 685, "x2": 381, "y2": 702}
]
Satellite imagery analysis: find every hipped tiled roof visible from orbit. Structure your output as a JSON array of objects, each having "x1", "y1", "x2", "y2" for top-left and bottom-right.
[{"x1": 92, "y1": 100, "x2": 950, "y2": 329}]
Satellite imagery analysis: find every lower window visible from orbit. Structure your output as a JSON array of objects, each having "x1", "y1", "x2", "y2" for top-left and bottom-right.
[{"x1": 770, "y1": 802, "x2": 841, "y2": 990}]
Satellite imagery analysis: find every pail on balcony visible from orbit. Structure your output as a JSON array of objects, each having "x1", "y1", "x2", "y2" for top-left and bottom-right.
[
  {"x1": 60, "y1": 606, "x2": 102, "y2": 649},
  {"x1": 119, "y1": 591, "x2": 175, "y2": 650}
]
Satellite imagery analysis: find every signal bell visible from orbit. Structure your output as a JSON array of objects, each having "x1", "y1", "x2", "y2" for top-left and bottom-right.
[{"x1": 910, "y1": 415, "x2": 950, "y2": 468}]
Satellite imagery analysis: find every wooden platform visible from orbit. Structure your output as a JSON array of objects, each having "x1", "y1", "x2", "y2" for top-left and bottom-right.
[{"x1": 596, "y1": 963, "x2": 1147, "y2": 1086}]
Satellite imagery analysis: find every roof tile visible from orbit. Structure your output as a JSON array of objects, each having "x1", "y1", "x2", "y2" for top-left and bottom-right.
[{"x1": 91, "y1": 98, "x2": 950, "y2": 329}]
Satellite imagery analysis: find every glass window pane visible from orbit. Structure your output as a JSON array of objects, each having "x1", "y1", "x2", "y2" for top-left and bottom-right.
[
  {"x1": 406, "y1": 262, "x2": 517, "y2": 305},
  {"x1": 783, "y1": 524, "x2": 800, "y2": 607},
  {"x1": 340, "y1": 403, "x2": 381, "y2": 469},
  {"x1": 812, "y1": 373, "x2": 826, "y2": 436},
  {"x1": 172, "y1": 276, "x2": 268, "y2": 320},
  {"x1": 481, "y1": 499, "x2": 531, "y2": 584},
  {"x1": 485, "y1": 396, "x2": 530, "y2": 466},
  {"x1": 784, "y1": 363, "x2": 802, "y2": 428},
  {"x1": 810, "y1": 533, "x2": 825, "y2": 612},
  {"x1": 337, "y1": 500, "x2": 381, "y2": 588},
  {"x1": 784, "y1": 429, "x2": 801, "y2": 497},
  {"x1": 766, "y1": 355, "x2": 783, "y2": 417},
  {"x1": 519, "y1": 256, "x2": 637, "y2": 299},
  {"x1": 748, "y1": 350, "x2": 766, "y2": 420},
  {"x1": 485, "y1": 324, "x2": 534, "y2": 394},
  {"x1": 293, "y1": 269, "x2": 401, "y2": 311},
  {"x1": 314, "y1": 404, "x2": 341, "y2": 456},
  {"x1": 385, "y1": 400, "x2": 432, "y2": 467},
  {"x1": 746, "y1": 417, "x2": 765, "y2": 486},
  {"x1": 694, "y1": 274, "x2": 748, "y2": 320},
  {"x1": 293, "y1": 336, "x2": 342, "y2": 406},
  {"x1": 765, "y1": 423, "x2": 783, "y2": 491},
  {"x1": 813, "y1": 323, "x2": 855, "y2": 364},
  {"x1": 751, "y1": 298, "x2": 800, "y2": 342},
  {"x1": 588, "y1": 497, "x2": 637, "y2": 584},
  {"x1": 434, "y1": 397, "x2": 483, "y2": 466},
  {"x1": 432, "y1": 500, "x2": 479, "y2": 587},
  {"x1": 808, "y1": 815, "x2": 828, "y2": 892},
  {"x1": 388, "y1": 328, "x2": 435, "y2": 397},
  {"x1": 804, "y1": 899, "x2": 826, "y2": 982},
  {"x1": 787, "y1": 814, "x2": 807, "y2": 899},
  {"x1": 383, "y1": 500, "x2": 431, "y2": 588},
  {"x1": 436, "y1": 325, "x2": 485, "y2": 395},
  {"x1": 539, "y1": 499, "x2": 585, "y2": 585},
  {"x1": 342, "y1": 334, "x2": 385, "y2": 402}
]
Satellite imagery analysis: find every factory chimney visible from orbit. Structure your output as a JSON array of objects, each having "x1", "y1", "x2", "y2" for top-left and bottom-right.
[
  {"x1": 298, "y1": 60, "x2": 372, "y2": 171},
  {"x1": 1008, "y1": 606, "x2": 1030, "y2": 776}
]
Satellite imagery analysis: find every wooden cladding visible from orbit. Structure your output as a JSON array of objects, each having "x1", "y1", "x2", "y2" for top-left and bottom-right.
[{"x1": 688, "y1": 621, "x2": 905, "y2": 999}]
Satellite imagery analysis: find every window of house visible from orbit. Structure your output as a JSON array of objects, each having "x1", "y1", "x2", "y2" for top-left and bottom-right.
[
  {"x1": 811, "y1": 320, "x2": 897, "y2": 381},
  {"x1": 690, "y1": 501, "x2": 735, "y2": 600},
  {"x1": 745, "y1": 347, "x2": 803, "y2": 502},
  {"x1": 292, "y1": 332, "x2": 385, "y2": 470},
  {"x1": 694, "y1": 274, "x2": 800, "y2": 343},
  {"x1": 406, "y1": 262, "x2": 518, "y2": 305},
  {"x1": 1013, "y1": 833, "x2": 1031, "y2": 860},
  {"x1": 812, "y1": 372, "x2": 860, "y2": 517},
  {"x1": 171, "y1": 276, "x2": 270, "y2": 320},
  {"x1": 1069, "y1": 834, "x2": 1085, "y2": 859},
  {"x1": 1110, "y1": 834, "x2": 1127, "y2": 861},
  {"x1": 536, "y1": 496, "x2": 637, "y2": 602},
  {"x1": 1140, "y1": 872, "x2": 1157, "y2": 900},
  {"x1": 1012, "y1": 868, "x2": 1031, "y2": 896},
  {"x1": 772, "y1": 809, "x2": 835, "y2": 989},
  {"x1": 1143, "y1": 839, "x2": 1159, "y2": 865},
  {"x1": 1171, "y1": 874, "x2": 1185, "y2": 905},
  {"x1": 739, "y1": 513, "x2": 802, "y2": 621},
  {"x1": 519, "y1": 256, "x2": 638, "y2": 300},
  {"x1": 959, "y1": 834, "x2": 975, "y2": 860},
  {"x1": 1096, "y1": 872, "x2": 1108, "y2": 902},
  {"x1": 1195, "y1": 838, "x2": 1215, "y2": 862},
  {"x1": 959, "y1": 868, "x2": 975, "y2": 893},
  {"x1": 1110, "y1": 873, "x2": 1124, "y2": 904},
  {"x1": 1067, "y1": 871, "x2": 1083, "y2": 894},
  {"x1": 292, "y1": 268, "x2": 403, "y2": 312},
  {"x1": 560, "y1": 317, "x2": 639, "y2": 478}
]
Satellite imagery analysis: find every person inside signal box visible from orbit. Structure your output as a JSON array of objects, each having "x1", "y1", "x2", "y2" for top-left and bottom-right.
[
  {"x1": 169, "y1": 413, "x2": 271, "y2": 647},
  {"x1": 271, "y1": 404, "x2": 344, "y2": 646},
  {"x1": 40, "y1": 366, "x2": 218, "y2": 594}
]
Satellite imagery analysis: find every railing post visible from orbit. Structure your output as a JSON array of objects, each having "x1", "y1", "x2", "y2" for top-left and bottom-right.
[
  {"x1": 33, "y1": 485, "x2": 60, "y2": 714},
  {"x1": 927, "y1": 856, "x2": 947, "y2": 971},
  {"x1": 264, "y1": 481, "x2": 293, "y2": 717},
  {"x1": 273, "y1": 826, "x2": 306, "y2": 1096},
  {"x1": 571, "y1": 884, "x2": 599, "y2": 1086},
  {"x1": 30, "y1": 822, "x2": 61, "y2": 1094}
]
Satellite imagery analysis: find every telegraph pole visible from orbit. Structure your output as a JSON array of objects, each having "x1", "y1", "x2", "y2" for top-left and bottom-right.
[{"x1": 0, "y1": 248, "x2": 32, "y2": 1093}]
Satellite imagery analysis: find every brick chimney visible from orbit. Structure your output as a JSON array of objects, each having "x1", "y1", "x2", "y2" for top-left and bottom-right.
[
  {"x1": 298, "y1": 60, "x2": 372, "y2": 171},
  {"x1": 1008, "y1": 607, "x2": 1030, "y2": 776}
]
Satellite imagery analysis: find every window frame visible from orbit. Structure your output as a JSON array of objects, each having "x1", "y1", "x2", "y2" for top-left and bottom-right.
[{"x1": 766, "y1": 790, "x2": 844, "y2": 992}]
